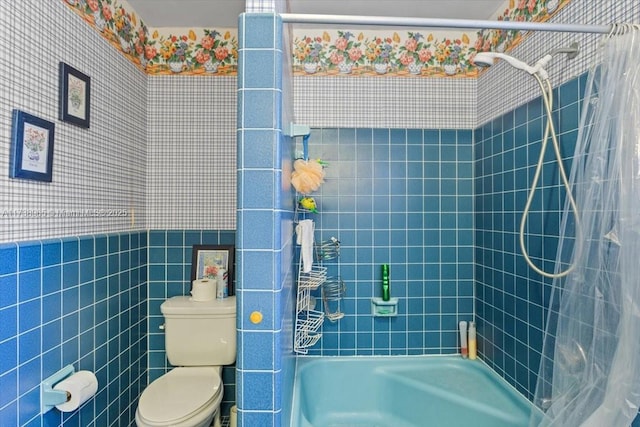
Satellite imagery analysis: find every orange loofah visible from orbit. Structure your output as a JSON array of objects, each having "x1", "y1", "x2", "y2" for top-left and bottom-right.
[{"x1": 291, "y1": 159, "x2": 325, "y2": 194}]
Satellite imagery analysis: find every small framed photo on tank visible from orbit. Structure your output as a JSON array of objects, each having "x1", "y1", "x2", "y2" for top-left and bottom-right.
[{"x1": 190, "y1": 244, "x2": 235, "y2": 294}]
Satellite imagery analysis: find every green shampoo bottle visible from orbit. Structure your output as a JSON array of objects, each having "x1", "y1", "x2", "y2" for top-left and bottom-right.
[{"x1": 382, "y1": 264, "x2": 390, "y2": 301}]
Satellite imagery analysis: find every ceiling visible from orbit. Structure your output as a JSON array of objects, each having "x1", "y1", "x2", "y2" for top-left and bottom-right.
[{"x1": 127, "y1": 0, "x2": 509, "y2": 28}]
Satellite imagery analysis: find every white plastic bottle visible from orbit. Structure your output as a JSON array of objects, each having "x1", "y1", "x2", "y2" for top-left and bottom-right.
[
  {"x1": 459, "y1": 321, "x2": 468, "y2": 358},
  {"x1": 216, "y1": 268, "x2": 228, "y2": 299}
]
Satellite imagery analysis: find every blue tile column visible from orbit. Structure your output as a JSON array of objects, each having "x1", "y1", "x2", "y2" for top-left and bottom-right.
[{"x1": 237, "y1": 13, "x2": 295, "y2": 427}]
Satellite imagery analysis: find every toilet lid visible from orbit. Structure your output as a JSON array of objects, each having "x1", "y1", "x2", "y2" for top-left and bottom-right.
[{"x1": 139, "y1": 367, "x2": 222, "y2": 424}]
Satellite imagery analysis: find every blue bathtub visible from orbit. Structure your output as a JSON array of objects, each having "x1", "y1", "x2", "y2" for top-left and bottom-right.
[{"x1": 292, "y1": 356, "x2": 542, "y2": 427}]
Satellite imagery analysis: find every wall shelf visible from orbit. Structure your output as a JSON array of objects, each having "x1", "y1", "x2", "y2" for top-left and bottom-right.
[{"x1": 371, "y1": 297, "x2": 399, "y2": 317}]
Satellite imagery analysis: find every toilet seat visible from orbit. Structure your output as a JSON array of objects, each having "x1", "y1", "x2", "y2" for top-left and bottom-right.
[{"x1": 137, "y1": 367, "x2": 222, "y2": 426}]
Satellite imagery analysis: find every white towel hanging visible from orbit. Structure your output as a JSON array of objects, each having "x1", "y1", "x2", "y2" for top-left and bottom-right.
[{"x1": 296, "y1": 219, "x2": 315, "y2": 273}]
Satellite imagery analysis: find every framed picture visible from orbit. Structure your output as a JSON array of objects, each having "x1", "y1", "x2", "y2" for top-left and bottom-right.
[
  {"x1": 190, "y1": 244, "x2": 235, "y2": 294},
  {"x1": 9, "y1": 110, "x2": 55, "y2": 182},
  {"x1": 59, "y1": 62, "x2": 90, "y2": 128}
]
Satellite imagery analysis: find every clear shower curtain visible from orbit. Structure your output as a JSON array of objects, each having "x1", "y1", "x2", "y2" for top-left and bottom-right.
[{"x1": 533, "y1": 26, "x2": 640, "y2": 427}]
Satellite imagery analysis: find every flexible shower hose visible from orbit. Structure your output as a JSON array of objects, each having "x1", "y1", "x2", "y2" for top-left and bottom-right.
[{"x1": 518, "y1": 75, "x2": 580, "y2": 278}]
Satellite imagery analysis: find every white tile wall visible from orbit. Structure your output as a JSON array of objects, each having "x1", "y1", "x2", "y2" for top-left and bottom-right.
[
  {"x1": 477, "y1": 0, "x2": 640, "y2": 126},
  {"x1": 6, "y1": 0, "x2": 636, "y2": 243},
  {"x1": 146, "y1": 76, "x2": 237, "y2": 230},
  {"x1": 1, "y1": 3, "x2": 240, "y2": 242},
  {"x1": 293, "y1": 75, "x2": 476, "y2": 129},
  {"x1": 0, "y1": 1, "x2": 147, "y2": 243},
  {"x1": 290, "y1": 0, "x2": 640, "y2": 130}
]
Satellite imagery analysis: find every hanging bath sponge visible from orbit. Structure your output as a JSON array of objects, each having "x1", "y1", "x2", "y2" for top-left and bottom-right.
[{"x1": 291, "y1": 159, "x2": 325, "y2": 194}]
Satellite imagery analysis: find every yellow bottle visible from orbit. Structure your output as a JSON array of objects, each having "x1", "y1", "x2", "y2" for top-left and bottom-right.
[{"x1": 468, "y1": 321, "x2": 477, "y2": 360}]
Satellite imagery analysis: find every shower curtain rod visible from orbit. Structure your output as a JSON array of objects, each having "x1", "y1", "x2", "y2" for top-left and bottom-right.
[{"x1": 280, "y1": 13, "x2": 611, "y2": 34}]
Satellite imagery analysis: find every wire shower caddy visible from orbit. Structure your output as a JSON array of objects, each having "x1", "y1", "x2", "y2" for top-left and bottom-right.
[{"x1": 294, "y1": 214, "x2": 345, "y2": 353}]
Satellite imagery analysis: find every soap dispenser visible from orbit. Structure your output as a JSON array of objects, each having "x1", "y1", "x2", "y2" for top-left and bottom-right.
[{"x1": 381, "y1": 264, "x2": 390, "y2": 301}]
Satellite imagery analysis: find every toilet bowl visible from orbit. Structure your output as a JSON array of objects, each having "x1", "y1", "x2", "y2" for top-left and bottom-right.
[
  {"x1": 135, "y1": 366, "x2": 223, "y2": 427},
  {"x1": 135, "y1": 296, "x2": 236, "y2": 427}
]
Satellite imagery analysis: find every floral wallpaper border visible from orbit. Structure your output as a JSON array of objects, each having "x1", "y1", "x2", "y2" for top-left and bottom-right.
[
  {"x1": 62, "y1": 0, "x2": 238, "y2": 76},
  {"x1": 62, "y1": 0, "x2": 571, "y2": 78},
  {"x1": 292, "y1": 0, "x2": 572, "y2": 78}
]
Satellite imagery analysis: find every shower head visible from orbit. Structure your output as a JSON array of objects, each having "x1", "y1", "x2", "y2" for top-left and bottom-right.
[
  {"x1": 471, "y1": 52, "x2": 496, "y2": 68},
  {"x1": 473, "y1": 52, "x2": 538, "y2": 75},
  {"x1": 474, "y1": 43, "x2": 579, "y2": 81}
]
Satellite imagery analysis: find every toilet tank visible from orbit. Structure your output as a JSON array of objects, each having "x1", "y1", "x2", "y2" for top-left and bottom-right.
[{"x1": 161, "y1": 296, "x2": 236, "y2": 366}]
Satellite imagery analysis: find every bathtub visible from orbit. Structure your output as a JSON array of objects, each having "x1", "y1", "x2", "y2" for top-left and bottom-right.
[{"x1": 291, "y1": 356, "x2": 542, "y2": 427}]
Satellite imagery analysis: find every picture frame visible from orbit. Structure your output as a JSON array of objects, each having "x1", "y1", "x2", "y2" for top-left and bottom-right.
[
  {"x1": 59, "y1": 62, "x2": 91, "y2": 128},
  {"x1": 190, "y1": 244, "x2": 235, "y2": 294},
  {"x1": 9, "y1": 110, "x2": 55, "y2": 182}
]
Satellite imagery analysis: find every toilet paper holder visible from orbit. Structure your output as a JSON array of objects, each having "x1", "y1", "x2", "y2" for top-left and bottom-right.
[{"x1": 41, "y1": 365, "x2": 74, "y2": 413}]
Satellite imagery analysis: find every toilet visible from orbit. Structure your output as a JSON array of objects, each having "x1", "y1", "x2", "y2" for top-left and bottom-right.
[{"x1": 136, "y1": 296, "x2": 236, "y2": 427}]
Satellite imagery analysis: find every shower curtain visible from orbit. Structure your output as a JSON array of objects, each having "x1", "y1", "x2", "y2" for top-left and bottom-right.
[{"x1": 532, "y1": 26, "x2": 640, "y2": 427}]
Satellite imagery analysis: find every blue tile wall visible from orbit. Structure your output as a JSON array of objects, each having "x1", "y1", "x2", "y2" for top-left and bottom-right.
[
  {"x1": 237, "y1": 12, "x2": 295, "y2": 427},
  {"x1": 473, "y1": 73, "x2": 587, "y2": 400},
  {"x1": 146, "y1": 229, "x2": 237, "y2": 417},
  {"x1": 0, "y1": 231, "x2": 147, "y2": 426},
  {"x1": 304, "y1": 128, "x2": 474, "y2": 356}
]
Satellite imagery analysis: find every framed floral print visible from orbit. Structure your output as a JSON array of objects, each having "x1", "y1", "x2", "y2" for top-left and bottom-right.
[
  {"x1": 9, "y1": 110, "x2": 55, "y2": 182},
  {"x1": 59, "y1": 62, "x2": 91, "y2": 128}
]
